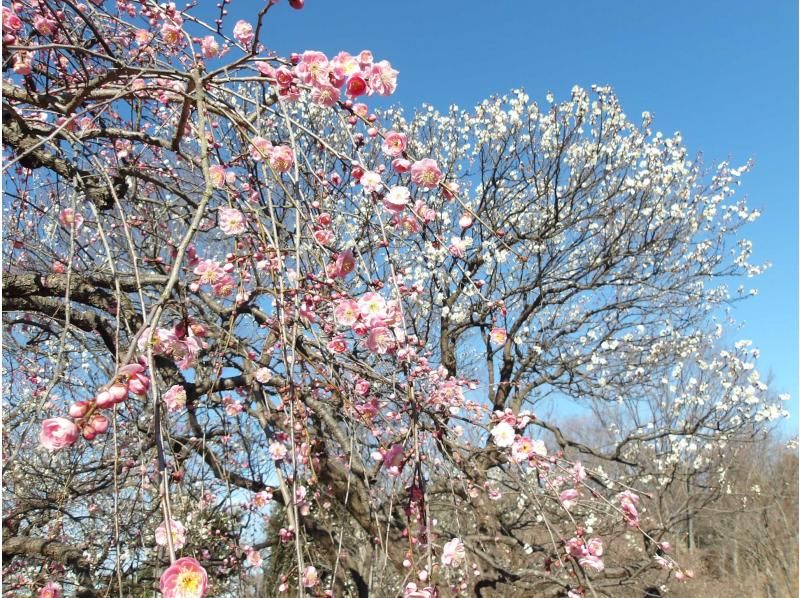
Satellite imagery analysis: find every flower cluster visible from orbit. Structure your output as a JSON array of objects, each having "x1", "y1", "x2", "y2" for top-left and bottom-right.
[
  {"x1": 138, "y1": 322, "x2": 208, "y2": 370},
  {"x1": 252, "y1": 47, "x2": 398, "y2": 105},
  {"x1": 40, "y1": 363, "x2": 151, "y2": 450},
  {"x1": 565, "y1": 536, "x2": 605, "y2": 572}
]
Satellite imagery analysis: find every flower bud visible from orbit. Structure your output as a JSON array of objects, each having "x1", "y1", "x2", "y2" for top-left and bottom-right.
[
  {"x1": 69, "y1": 401, "x2": 91, "y2": 418},
  {"x1": 109, "y1": 383, "x2": 129, "y2": 403},
  {"x1": 95, "y1": 390, "x2": 115, "y2": 409},
  {"x1": 90, "y1": 414, "x2": 110, "y2": 434}
]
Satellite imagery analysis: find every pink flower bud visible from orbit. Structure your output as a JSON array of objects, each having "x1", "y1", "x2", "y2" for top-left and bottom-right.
[
  {"x1": 127, "y1": 377, "x2": 148, "y2": 395},
  {"x1": 108, "y1": 383, "x2": 129, "y2": 403},
  {"x1": 392, "y1": 158, "x2": 412, "y2": 173},
  {"x1": 95, "y1": 390, "x2": 115, "y2": 409},
  {"x1": 69, "y1": 401, "x2": 91, "y2": 418},
  {"x1": 346, "y1": 75, "x2": 367, "y2": 98},
  {"x1": 90, "y1": 414, "x2": 110, "y2": 434}
]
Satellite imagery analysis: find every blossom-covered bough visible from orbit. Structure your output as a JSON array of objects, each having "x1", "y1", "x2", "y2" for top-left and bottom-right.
[{"x1": 2, "y1": 1, "x2": 788, "y2": 597}]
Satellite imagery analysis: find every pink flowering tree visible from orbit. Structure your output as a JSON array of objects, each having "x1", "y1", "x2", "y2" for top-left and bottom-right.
[{"x1": 2, "y1": 2, "x2": 790, "y2": 597}]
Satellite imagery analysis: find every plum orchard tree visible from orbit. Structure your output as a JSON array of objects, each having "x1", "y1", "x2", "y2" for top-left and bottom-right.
[{"x1": 1, "y1": 2, "x2": 789, "y2": 597}]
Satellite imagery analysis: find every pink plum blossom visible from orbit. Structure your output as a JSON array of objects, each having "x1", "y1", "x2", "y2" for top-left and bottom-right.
[
  {"x1": 559, "y1": 488, "x2": 580, "y2": 510},
  {"x1": 413, "y1": 199, "x2": 436, "y2": 222},
  {"x1": 2, "y1": 7, "x2": 22, "y2": 36},
  {"x1": 442, "y1": 181, "x2": 460, "y2": 200},
  {"x1": 586, "y1": 538, "x2": 604, "y2": 557},
  {"x1": 358, "y1": 292, "x2": 387, "y2": 319},
  {"x1": 449, "y1": 237, "x2": 468, "y2": 258},
  {"x1": 95, "y1": 383, "x2": 127, "y2": 408},
  {"x1": 313, "y1": 229, "x2": 335, "y2": 245},
  {"x1": 394, "y1": 215, "x2": 421, "y2": 234},
  {"x1": 655, "y1": 555, "x2": 672, "y2": 569},
  {"x1": 233, "y1": 20, "x2": 254, "y2": 46},
  {"x1": 311, "y1": 84, "x2": 340, "y2": 107},
  {"x1": 380, "y1": 444, "x2": 405, "y2": 477},
  {"x1": 193, "y1": 260, "x2": 226, "y2": 286},
  {"x1": 34, "y1": 16, "x2": 57, "y2": 36},
  {"x1": 330, "y1": 250, "x2": 356, "y2": 278},
  {"x1": 38, "y1": 582, "x2": 62, "y2": 598},
  {"x1": 367, "y1": 60, "x2": 399, "y2": 96},
  {"x1": 441, "y1": 537, "x2": 465, "y2": 566},
  {"x1": 410, "y1": 158, "x2": 442, "y2": 189},
  {"x1": 250, "y1": 136, "x2": 272, "y2": 161},
  {"x1": 366, "y1": 326, "x2": 393, "y2": 354},
  {"x1": 579, "y1": 554, "x2": 605, "y2": 572},
  {"x1": 254, "y1": 368, "x2": 273, "y2": 384},
  {"x1": 209, "y1": 165, "x2": 227, "y2": 188},
  {"x1": 12, "y1": 51, "x2": 32, "y2": 75},
  {"x1": 58, "y1": 208, "x2": 84, "y2": 230},
  {"x1": 331, "y1": 51, "x2": 359, "y2": 78},
  {"x1": 334, "y1": 300, "x2": 360, "y2": 326},
  {"x1": 381, "y1": 131, "x2": 407, "y2": 157},
  {"x1": 39, "y1": 418, "x2": 79, "y2": 451},
  {"x1": 155, "y1": 519, "x2": 187, "y2": 550},
  {"x1": 326, "y1": 336, "x2": 348, "y2": 353},
  {"x1": 247, "y1": 550, "x2": 263, "y2": 567},
  {"x1": 163, "y1": 385, "x2": 187, "y2": 412},
  {"x1": 159, "y1": 557, "x2": 207, "y2": 598},
  {"x1": 218, "y1": 207, "x2": 247, "y2": 235},
  {"x1": 618, "y1": 490, "x2": 641, "y2": 527},
  {"x1": 360, "y1": 170, "x2": 383, "y2": 193},
  {"x1": 69, "y1": 401, "x2": 90, "y2": 418},
  {"x1": 119, "y1": 363, "x2": 150, "y2": 396},
  {"x1": 224, "y1": 397, "x2": 243, "y2": 416},
  {"x1": 212, "y1": 274, "x2": 235, "y2": 297},
  {"x1": 296, "y1": 51, "x2": 330, "y2": 87},
  {"x1": 490, "y1": 327, "x2": 507, "y2": 345},
  {"x1": 269, "y1": 145, "x2": 294, "y2": 173},
  {"x1": 201, "y1": 35, "x2": 219, "y2": 58},
  {"x1": 357, "y1": 50, "x2": 374, "y2": 67},
  {"x1": 251, "y1": 489, "x2": 273, "y2": 507},
  {"x1": 269, "y1": 441, "x2": 287, "y2": 461},
  {"x1": 302, "y1": 565, "x2": 318, "y2": 588},
  {"x1": 161, "y1": 23, "x2": 182, "y2": 46},
  {"x1": 354, "y1": 378, "x2": 371, "y2": 396},
  {"x1": 510, "y1": 436, "x2": 534, "y2": 462},
  {"x1": 383, "y1": 186, "x2": 411, "y2": 213},
  {"x1": 566, "y1": 536, "x2": 605, "y2": 572},
  {"x1": 89, "y1": 391, "x2": 113, "y2": 413}
]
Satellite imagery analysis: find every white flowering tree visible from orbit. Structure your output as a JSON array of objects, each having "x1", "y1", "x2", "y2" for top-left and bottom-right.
[{"x1": 1, "y1": 2, "x2": 789, "y2": 597}]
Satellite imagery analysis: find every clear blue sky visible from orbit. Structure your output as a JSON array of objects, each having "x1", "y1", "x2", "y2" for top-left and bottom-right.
[{"x1": 223, "y1": 0, "x2": 799, "y2": 431}]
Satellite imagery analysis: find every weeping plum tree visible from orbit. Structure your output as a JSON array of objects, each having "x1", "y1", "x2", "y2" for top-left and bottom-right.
[{"x1": 1, "y1": 1, "x2": 789, "y2": 597}]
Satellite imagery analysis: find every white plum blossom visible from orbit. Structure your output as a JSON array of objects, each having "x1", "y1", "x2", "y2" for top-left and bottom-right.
[{"x1": 491, "y1": 421, "x2": 515, "y2": 447}]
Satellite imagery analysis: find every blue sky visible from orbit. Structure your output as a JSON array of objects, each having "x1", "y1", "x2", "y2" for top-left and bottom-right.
[{"x1": 221, "y1": 0, "x2": 798, "y2": 431}]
